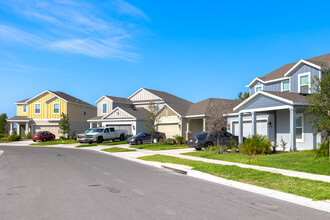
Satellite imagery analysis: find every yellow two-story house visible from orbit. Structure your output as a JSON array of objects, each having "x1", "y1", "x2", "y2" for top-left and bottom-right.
[{"x1": 7, "y1": 90, "x2": 96, "y2": 138}]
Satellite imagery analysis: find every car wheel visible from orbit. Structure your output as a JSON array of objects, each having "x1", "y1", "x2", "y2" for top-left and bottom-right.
[
  {"x1": 195, "y1": 147, "x2": 202, "y2": 151},
  {"x1": 136, "y1": 139, "x2": 142, "y2": 145},
  {"x1": 157, "y1": 137, "x2": 163, "y2": 142},
  {"x1": 33, "y1": 140, "x2": 36, "y2": 142},
  {"x1": 97, "y1": 136, "x2": 103, "y2": 144}
]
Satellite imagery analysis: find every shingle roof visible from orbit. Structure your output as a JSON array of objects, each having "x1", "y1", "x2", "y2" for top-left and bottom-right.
[
  {"x1": 166, "y1": 103, "x2": 192, "y2": 116},
  {"x1": 187, "y1": 98, "x2": 242, "y2": 116},
  {"x1": 143, "y1": 88, "x2": 192, "y2": 105},
  {"x1": 51, "y1": 91, "x2": 95, "y2": 108},
  {"x1": 119, "y1": 106, "x2": 149, "y2": 120},
  {"x1": 7, "y1": 116, "x2": 30, "y2": 121},
  {"x1": 105, "y1": 95, "x2": 132, "y2": 103},
  {"x1": 15, "y1": 98, "x2": 29, "y2": 103},
  {"x1": 263, "y1": 91, "x2": 309, "y2": 103},
  {"x1": 88, "y1": 116, "x2": 104, "y2": 121},
  {"x1": 259, "y1": 53, "x2": 330, "y2": 82}
]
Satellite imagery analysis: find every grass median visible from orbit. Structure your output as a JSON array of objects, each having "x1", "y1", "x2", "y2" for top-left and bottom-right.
[
  {"x1": 102, "y1": 147, "x2": 136, "y2": 153},
  {"x1": 30, "y1": 140, "x2": 78, "y2": 145},
  {"x1": 139, "y1": 154, "x2": 330, "y2": 201},
  {"x1": 182, "y1": 150, "x2": 330, "y2": 176},
  {"x1": 130, "y1": 143, "x2": 189, "y2": 151}
]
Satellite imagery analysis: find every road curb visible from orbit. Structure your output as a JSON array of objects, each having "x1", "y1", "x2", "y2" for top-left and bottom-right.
[{"x1": 96, "y1": 150, "x2": 330, "y2": 213}]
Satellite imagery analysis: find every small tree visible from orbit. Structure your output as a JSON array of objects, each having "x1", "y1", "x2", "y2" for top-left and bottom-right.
[
  {"x1": 58, "y1": 113, "x2": 70, "y2": 139},
  {"x1": 144, "y1": 102, "x2": 159, "y2": 144},
  {"x1": 206, "y1": 100, "x2": 227, "y2": 154},
  {"x1": 237, "y1": 92, "x2": 250, "y2": 101},
  {"x1": 306, "y1": 67, "x2": 330, "y2": 158},
  {"x1": 0, "y1": 113, "x2": 8, "y2": 134}
]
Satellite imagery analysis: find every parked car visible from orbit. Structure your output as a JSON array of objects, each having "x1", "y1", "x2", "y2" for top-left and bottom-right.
[
  {"x1": 188, "y1": 131, "x2": 239, "y2": 150},
  {"x1": 83, "y1": 127, "x2": 127, "y2": 144},
  {"x1": 127, "y1": 132, "x2": 166, "y2": 145},
  {"x1": 77, "y1": 129, "x2": 93, "y2": 143},
  {"x1": 32, "y1": 131, "x2": 56, "y2": 142}
]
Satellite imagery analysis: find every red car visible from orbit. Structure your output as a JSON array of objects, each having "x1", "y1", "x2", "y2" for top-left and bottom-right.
[{"x1": 32, "y1": 131, "x2": 55, "y2": 142}]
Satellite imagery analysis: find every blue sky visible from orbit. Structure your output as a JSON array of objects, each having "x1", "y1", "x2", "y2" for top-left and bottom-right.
[{"x1": 1, "y1": 0, "x2": 330, "y2": 118}]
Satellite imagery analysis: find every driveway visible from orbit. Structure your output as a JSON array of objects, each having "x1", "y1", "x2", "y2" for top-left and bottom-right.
[{"x1": 0, "y1": 145, "x2": 329, "y2": 220}]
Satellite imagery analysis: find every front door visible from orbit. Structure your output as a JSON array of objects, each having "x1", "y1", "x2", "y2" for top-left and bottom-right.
[{"x1": 20, "y1": 124, "x2": 26, "y2": 135}]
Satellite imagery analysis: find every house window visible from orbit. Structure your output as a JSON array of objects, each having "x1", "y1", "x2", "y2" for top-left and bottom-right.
[
  {"x1": 282, "y1": 80, "x2": 290, "y2": 92},
  {"x1": 83, "y1": 106, "x2": 86, "y2": 116},
  {"x1": 296, "y1": 114, "x2": 303, "y2": 141},
  {"x1": 298, "y1": 73, "x2": 310, "y2": 94},
  {"x1": 22, "y1": 105, "x2": 27, "y2": 113},
  {"x1": 35, "y1": 103, "x2": 41, "y2": 114},
  {"x1": 102, "y1": 103, "x2": 107, "y2": 114},
  {"x1": 255, "y1": 85, "x2": 263, "y2": 93},
  {"x1": 156, "y1": 103, "x2": 160, "y2": 110},
  {"x1": 53, "y1": 103, "x2": 60, "y2": 114}
]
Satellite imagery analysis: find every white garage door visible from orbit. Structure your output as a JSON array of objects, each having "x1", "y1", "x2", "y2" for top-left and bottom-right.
[
  {"x1": 105, "y1": 124, "x2": 132, "y2": 134},
  {"x1": 157, "y1": 124, "x2": 179, "y2": 138},
  {"x1": 256, "y1": 120, "x2": 268, "y2": 136},
  {"x1": 232, "y1": 120, "x2": 268, "y2": 138}
]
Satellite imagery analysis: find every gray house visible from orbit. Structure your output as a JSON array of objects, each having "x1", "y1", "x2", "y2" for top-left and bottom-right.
[{"x1": 226, "y1": 53, "x2": 329, "y2": 151}]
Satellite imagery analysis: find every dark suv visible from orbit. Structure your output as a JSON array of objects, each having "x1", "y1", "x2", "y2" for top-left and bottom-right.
[
  {"x1": 127, "y1": 132, "x2": 166, "y2": 145},
  {"x1": 188, "y1": 131, "x2": 238, "y2": 150}
]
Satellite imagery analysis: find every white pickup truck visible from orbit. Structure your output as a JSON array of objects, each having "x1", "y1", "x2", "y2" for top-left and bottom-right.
[{"x1": 80, "y1": 127, "x2": 127, "y2": 144}]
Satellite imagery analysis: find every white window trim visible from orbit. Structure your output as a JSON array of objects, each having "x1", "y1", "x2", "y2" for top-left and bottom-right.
[
  {"x1": 53, "y1": 102, "x2": 60, "y2": 114},
  {"x1": 298, "y1": 72, "x2": 311, "y2": 94},
  {"x1": 22, "y1": 104, "x2": 27, "y2": 113},
  {"x1": 102, "y1": 102, "x2": 107, "y2": 114},
  {"x1": 255, "y1": 85, "x2": 263, "y2": 93},
  {"x1": 296, "y1": 113, "x2": 304, "y2": 143},
  {"x1": 34, "y1": 103, "x2": 41, "y2": 114},
  {"x1": 281, "y1": 79, "x2": 290, "y2": 92}
]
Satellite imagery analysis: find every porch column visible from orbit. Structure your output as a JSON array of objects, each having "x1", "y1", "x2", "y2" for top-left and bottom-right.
[
  {"x1": 90, "y1": 122, "x2": 93, "y2": 128},
  {"x1": 238, "y1": 112, "x2": 243, "y2": 144},
  {"x1": 17, "y1": 123, "x2": 20, "y2": 135},
  {"x1": 251, "y1": 111, "x2": 256, "y2": 136},
  {"x1": 185, "y1": 119, "x2": 191, "y2": 141},
  {"x1": 203, "y1": 118, "x2": 206, "y2": 132},
  {"x1": 289, "y1": 107, "x2": 296, "y2": 151},
  {"x1": 9, "y1": 122, "x2": 13, "y2": 135},
  {"x1": 25, "y1": 122, "x2": 29, "y2": 135}
]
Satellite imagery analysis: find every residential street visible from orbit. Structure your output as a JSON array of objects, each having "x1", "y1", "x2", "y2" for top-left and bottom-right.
[{"x1": 0, "y1": 146, "x2": 329, "y2": 220}]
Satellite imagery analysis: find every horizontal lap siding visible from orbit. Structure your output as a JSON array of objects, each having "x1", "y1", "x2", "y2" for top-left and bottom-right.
[
  {"x1": 243, "y1": 96, "x2": 287, "y2": 110},
  {"x1": 290, "y1": 64, "x2": 319, "y2": 93}
]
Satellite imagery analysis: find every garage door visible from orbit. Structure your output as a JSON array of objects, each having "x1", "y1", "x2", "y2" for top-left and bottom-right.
[
  {"x1": 33, "y1": 125, "x2": 59, "y2": 138},
  {"x1": 232, "y1": 120, "x2": 267, "y2": 138},
  {"x1": 157, "y1": 124, "x2": 179, "y2": 138},
  {"x1": 256, "y1": 120, "x2": 267, "y2": 136},
  {"x1": 105, "y1": 124, "x2": 132, "y2": 134}
]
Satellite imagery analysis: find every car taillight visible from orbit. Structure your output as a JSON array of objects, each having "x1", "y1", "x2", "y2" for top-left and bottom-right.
[{"x1": 193, "y1": 138, "x2": 198, "y2": 142}]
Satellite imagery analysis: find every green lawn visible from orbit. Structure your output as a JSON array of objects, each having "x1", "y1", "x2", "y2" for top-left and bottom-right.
[
  {"x1": 102, "y1": 147, "x2": 136, "y2": 153},
  {"x1": 30, "y1": 140, "x2": 78, "y2": 146},
  {"x1": 182, "y1": 150, "x2": 330, "y2": 176},
  {"x1": 139, "y1": 154, "x2": 330, "y2": 201},
  {"x1": 98, "y1": 141, "x2": 127, "y2": 146},
  {"x1": 76, "y1": 144, "x2": 98, "y2": 148},
  {"x1": 130, "y1": 143, "x2": 189, "y2": 151}
]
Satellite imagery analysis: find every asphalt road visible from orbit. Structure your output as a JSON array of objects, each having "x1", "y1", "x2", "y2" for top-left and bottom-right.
[{"x1": 0, "y1": 146, "x2": 329, "y2": 220}]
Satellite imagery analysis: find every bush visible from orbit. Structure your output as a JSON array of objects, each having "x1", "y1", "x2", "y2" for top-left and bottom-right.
[
  {"x1": 239, "y1": 134, "x2": 271, "y2": 156},
  {"x1": 72, "y1": 135, "x2": 77, "y2": 140},
  {"x1": 280, "y1": 137, "x2": 287, "y2": 152},
  {"x1": 59, "y1": 136, "x2": 66, "y2": 140},
  {"x1": 174, "y1": 135, "x2": 184, "y2": 144},
  {"x1": 4, "y1": 134, "x2": 22, "y2": 141},
  {"x1": 230, "y1": 137, "x2": 238, "y2": 153},
  {"x1": 23, "y1": 134, "x2": 31, "y2": 139}
]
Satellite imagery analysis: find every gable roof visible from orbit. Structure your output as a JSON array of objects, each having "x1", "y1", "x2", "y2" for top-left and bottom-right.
[
  {"x1": 15, "y1": 90, "x2": 95, "y2": 108},
  {"x1": 105, "y1": 95, "x2": 132, "y2": 103},
  {"x1": 187, "y1": 98, "x2": 242, "y2": 116},
  {"x1": 102, "y1": 106, "x2": 149, "y2": 120},
  {"x1": 248, "y1": 53, "x2": 330, "y2": 86}
]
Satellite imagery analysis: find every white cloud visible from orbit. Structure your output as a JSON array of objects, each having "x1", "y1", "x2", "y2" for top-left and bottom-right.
[{"x1": 0, "y1": 0, "x2": 148, "y2": 61}]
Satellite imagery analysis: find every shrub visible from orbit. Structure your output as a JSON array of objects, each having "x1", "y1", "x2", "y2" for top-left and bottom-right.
[
  {"x1": 165, "y1": 138, "x2": 175, "y2": 144},
  {"x1": 174, "y1": 135, "x2": 184, "y2": 144},
  {"x1": 23, "y1": 134, "x2": 31, "y2": 139},
  {"x1": 72, "y1": 135, "x2": 77, "y2": 140},
  {"x1": 239, "y1": 134, "x2": 271, "y2": 156},
  {"x1": 206, "y1": 145, "x2": 218, "y2": 152},
  {"x1": 59, "y1": 136, "x2": 66, "y2": 140},
  {"x1": 280, "y1": 137, "x2": 287, "y2": 152},
  {"x1": 6, "y1": 134, "x2": 21, "y2": 141},
  {"x1": 230, "y1": 137, "x2": 238, "y2": 153}
]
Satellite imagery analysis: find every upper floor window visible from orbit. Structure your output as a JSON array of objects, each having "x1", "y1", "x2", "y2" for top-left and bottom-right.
[
  {"x1": 53, "y1": 103, "x2": 60, "y2": 114},
  {"x1": 35, "y1": 103, "x2": 41, "y2": 114},
  {"x1": 255, "y1": 85, "x2": 263, "y2": 93},
  {"x1": 156, "y1": 103, "x2": 160, "y2": 110},
  {"x1": 22, "y1": 105, "x2": 27, "y2": 113},
  {"x1": 83, "y1": 106, "x2": 86, "y2": 116},
  {"x1": 298, "y1": 73, "x2": 310, "y2": 94},
  {"x1": 282, "y1": 80, "x2": 290, "y2": 92},
  {"x1": 102, "y1": 103, "x2": 107, "y2": 114}
]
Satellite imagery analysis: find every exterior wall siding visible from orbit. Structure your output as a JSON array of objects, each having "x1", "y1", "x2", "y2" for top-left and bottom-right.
[
  {"x1": 46, "y1": 98, "x2": 67, "y2": 119},
  {"x1": 242, "y1": 96, "x2": 287, "y2": 110},
  {"x1": 17, "y1": 104, "x2": 28, "y2": 116},
  {"x1": 104, "y1": 108, "x2": 134, "y2": 119},
  {"x1": 250, "y1": 81, "x2": 263, "y2": 95},
  {"x1": 27, "y1": 94, "x2": 67, "y2": 119},
  {"x1": 67, "y1": 103, "x2": 96, "y2": 122},
  {"x1": 290, "y1": 64, "x2": 319, "y2": 93},
  {"x1": 97, "y1": 97, "x2": 113, "y2": 116},
  {"x1": 264, "y1": 82, "x2": 281, "y2": 92},
  {"x1": 130, "y1": 89, "x2": 160, "y2": 101}
]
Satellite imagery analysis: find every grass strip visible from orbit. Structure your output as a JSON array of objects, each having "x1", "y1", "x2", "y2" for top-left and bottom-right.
[
  {"x1": 30, "y1": 140, "x2": 78, "y2": 145},
  {"x1": 130, "y1": 143, "x2": 189, "y2": 151},
  {"x1": 98, "y1": 141, "x2": 127, "y2": 146},
  {"x1": 102, "y1": 147, "x2": 136, "y2": 153},
  {"x1": 139, "y1": 154, "x2": 330, "y2": 201},
  {"x1": 183, "y1": 150, "x2": 330, "y2": 176},
  {"x1": 76, "y1": 144, "x2": 98, "y2": 148}
]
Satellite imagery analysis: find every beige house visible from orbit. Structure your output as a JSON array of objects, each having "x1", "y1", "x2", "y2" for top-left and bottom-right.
[
  {"x1": 8, "y1": 90, "x2": 96, "y2": 138},
  {"x1": 156, "y1": 98, "x2": 241, "y2": 139},
  {"x1": 88, "y1": 88, "x2": 192, "y2": 135}
]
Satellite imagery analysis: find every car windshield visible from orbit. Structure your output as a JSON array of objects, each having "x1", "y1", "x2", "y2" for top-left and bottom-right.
[
  {"x1": 86, "y1": 129, "x2": 103, "y2": 133},
  {"x1": 136, "y1": 132, "x2": 147, "y2": 137}
]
